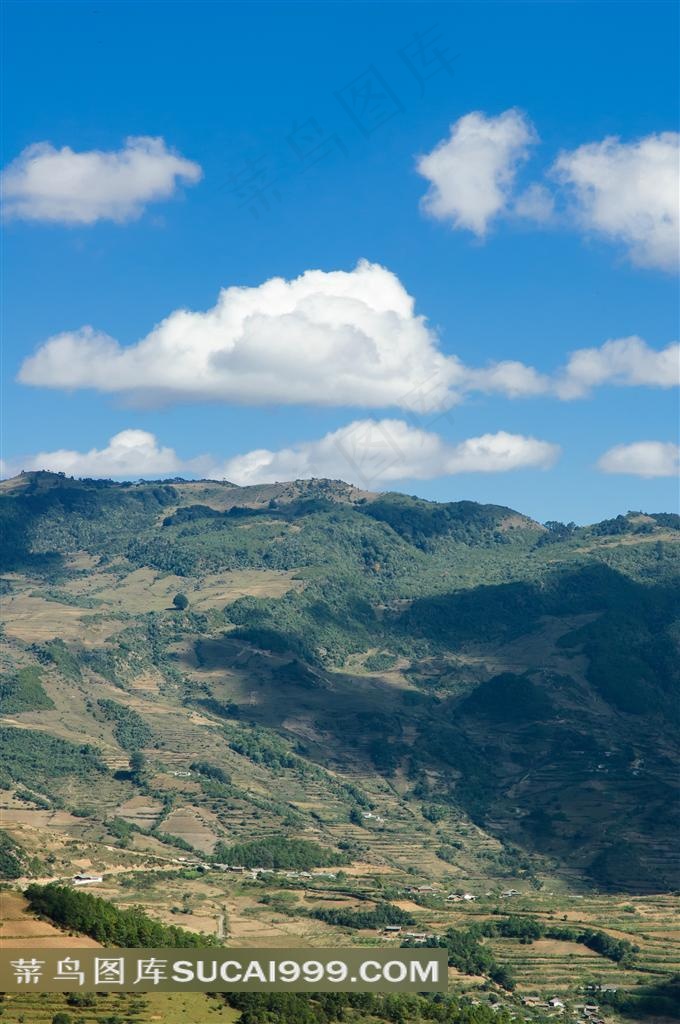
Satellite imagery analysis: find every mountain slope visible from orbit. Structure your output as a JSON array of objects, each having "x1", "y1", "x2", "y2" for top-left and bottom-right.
[{"x1": 1, "y1": 471, "x2": 679, "y2": 895}]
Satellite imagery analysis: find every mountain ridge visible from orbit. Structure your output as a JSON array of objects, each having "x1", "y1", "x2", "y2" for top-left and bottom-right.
[{"x1": 4, "y1": 467, "x2": 673, "y2": 532}]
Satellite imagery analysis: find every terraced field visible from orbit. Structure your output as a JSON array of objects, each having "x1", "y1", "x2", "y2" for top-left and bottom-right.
[
  {"x1": 0, "y1": 990, "x2": 240, "y2": 1023},
  {"x1": 0, "y1": 892, "x2": 100, "y2": 948},
  {"x1": 465, "y1": 893, "x2": 680, "y2": 1000}
]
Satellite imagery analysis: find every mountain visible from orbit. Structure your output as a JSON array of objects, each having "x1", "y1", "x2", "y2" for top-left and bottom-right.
[{"x1": 2, "y1": 470, "x2": 678, "y2": 899}]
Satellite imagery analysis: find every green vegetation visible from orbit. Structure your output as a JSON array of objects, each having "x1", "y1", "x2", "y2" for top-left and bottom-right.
[
  {"x1": 107, "y1": 815, "x2": 138, "y2": 847},
  {"x1": 24, "y1": 883, "x2": 220, "y2": 946},
  {"x1": 0, "y1": 830, "x2": 26, "y2": 879},
  {"x1": 98, "y1": 698, "x2": 153, "y2": 750},
  {"x1": 221, "y1": 990, "x2": 529, "y2": 1023},
  {"x1": 0, "y1": 665, "x2": 54, "y2": 713},
  {"x1": 364, "y1": 651, "x2": 398, "y2": 671},
  {"x1": 0, "y1": 472, "x2": 178, "y2": 571},
  {"x1": 225, "y1": 726, "x2": 300, "y2": 771},
  {"x1": 436, "y1": 928, "x2": 515, "y2": 989},
  {"x1": 599, "y1": 975, "x2": 680, "y2": 1019},
  {"x1": 0, "y1": 727, "x2": 106, "y2": 794},
  {"x1": 39, "y1": 638, "x2": 83, "y2": 679},
  {"x1": 477, "y1": 916, "x2": 637, "y2": 964},
  {"x1": 190, "y1": 760, "x2": 231, "y2": 783},
  {"x1": 359, "y1": 493, "x2": 528, "y2": 547},
  {"x1": 213, "y1": 836, "x2": 349, "y2": 870},
  {"x1": 129, "y1": 750, "x2": 147, "y2": 782},
  {"x1": 313, "y1": 902, "x2": 414, "y2": 929},
  {"x1": 458, "y1": 672, "x2": 554, "y2": 722},
  {"x1": 556, "y1": 587, "x2": 680, "y2": 717},
  {"x1": 173, "y1": 592, "x2": 189, "y2": 610}
]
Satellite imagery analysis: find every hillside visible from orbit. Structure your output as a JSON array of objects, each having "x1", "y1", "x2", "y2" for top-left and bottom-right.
[{"x1": 1, "y1": 471, "x2": 679, "y2": 1020}]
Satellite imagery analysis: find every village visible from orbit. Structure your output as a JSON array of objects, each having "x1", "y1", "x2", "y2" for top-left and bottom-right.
[{"x1": 65, "y1": 871, "x2": 618, "y2": 1024}]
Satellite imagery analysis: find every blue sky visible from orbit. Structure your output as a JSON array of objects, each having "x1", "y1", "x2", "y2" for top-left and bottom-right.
[{"x1": 2, "y1": 0, "x2": 678, "y2": 523}]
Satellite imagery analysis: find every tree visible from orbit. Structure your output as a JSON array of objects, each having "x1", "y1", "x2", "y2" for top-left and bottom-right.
[
  {"x1": 52, "y1": 1014, "x2": 72, "y2": 1024},
  {"x1": 173, "y1": 592, "x2": 189, "y2": 610},
  {"x1": 129, "y1": 750, "x2": 147, "y2": 781},
  {"x1": 66, "y1": 993, "x2": 96, "y2": 1007}
]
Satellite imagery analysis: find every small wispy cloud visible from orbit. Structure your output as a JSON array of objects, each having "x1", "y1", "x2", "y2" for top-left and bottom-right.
[
  {"x1": 417, "y1": 108, "x2": 538, "y2": 236},
  {"x1": 597, "y1": 441, "x2": 680, "y2": 478},
  {"x1": 4, "y1": 429, "x2": 185, "y2": 479},
  {"x1": 3, "y1": 422, "x2": 560, "y2": 488},
  {"x1": 1, "y1": 136, "x2": 202, "y2": 224},
  {"x1": 552, "y1": 131, "x2": 680, "y2": 272}
]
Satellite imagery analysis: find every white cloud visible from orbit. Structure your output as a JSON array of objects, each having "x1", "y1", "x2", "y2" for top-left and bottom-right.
[
  {"x1": 465, "y1": 360, "x2": 551, "y2": 398},
  {"x1": 17, "y1": 262, "x2": 679, "y2": 409},
  {"x1": 552, "y1": 131, "x2": 680, "y2": 271},
  {"x1": 215, "y1": 421, "x2": 559, "y2": 486},
  {"x1": 1, "y1": 137, "x2": 202, "y2": 224},
  {"x1": 11, "y1": 429, "x2": 184, "y2": 478},
  {"x1": 417, "y1": 112, "x2": 679, "y2": 272},
  {"x1": 417, "y1": 108, "x2": 538, "y2": 236},
  {"x1": 3, "y1": 422, "x2": 560, "y2": 487},
  {"x1": 449, "y1": 337, "x2": 678, "y2": 401},
  {"x1": 597, "y1": 441, "x2": 680, "y2": 478},
  {"x1": 513, "y1": 182, "x2": 555, "y2": 223},
  {"x1": 17, "y1": 261, "x2": 467, "y2": 409},
  {"x1": 556, "y1": 336, "x2": 680, "y2": 399}
]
